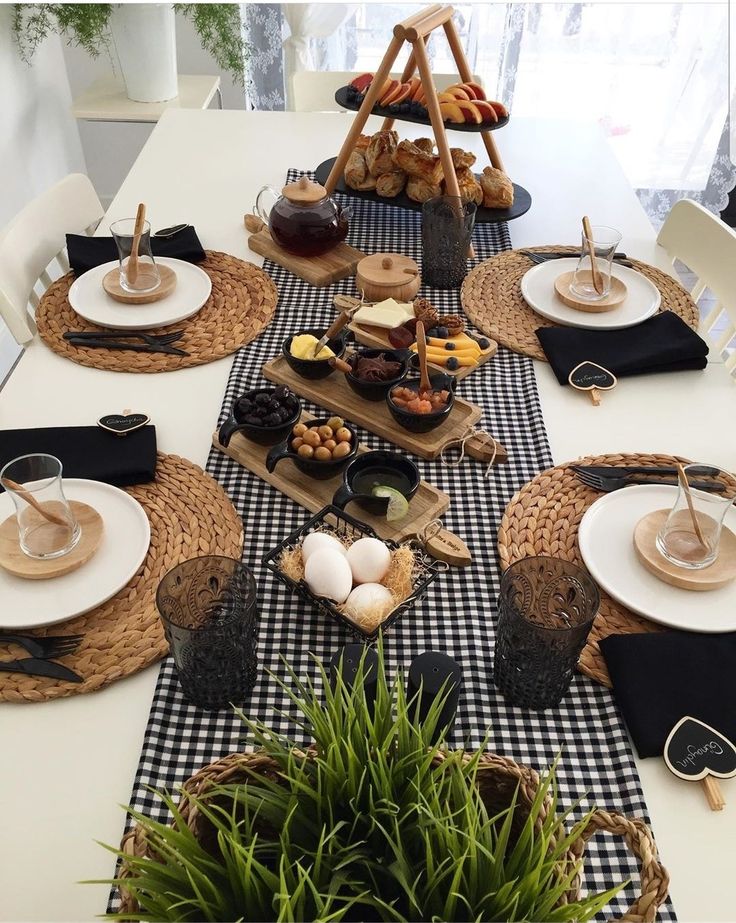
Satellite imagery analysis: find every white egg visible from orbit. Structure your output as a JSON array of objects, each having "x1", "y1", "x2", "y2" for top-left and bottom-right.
[
  {"x1": 304, "y1": 548, "x2": 353, "y2": 603},
  {"x1": 301, "y1": 531, "x2": 346, "y2": 563},
  {"x1": 346, "y1": 537, "x2": 392, "y2": 584},
  {"x1": 344, "y1": 583, "x2": 394, "y2": 620}
]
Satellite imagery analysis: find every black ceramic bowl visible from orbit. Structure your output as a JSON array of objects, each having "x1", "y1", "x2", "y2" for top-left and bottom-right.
[
  {"x1": 218, "y1": 387, "x2": 302, "y2": 447},
  {"x1": 282, "y1": 327, "x2": 347, "y2": 380},
  {"x1": 386, "y1": 374, "x2": 456, "y2": 434},
  {"x1": 332, "y1": 451, "x2": 420, "y2": 516},
  {"x1": 344, "y1": 348, "x2": 410, "y2": 402},
  {"x1": 265, "y1": 419, "x2": 359, "y2": 481}
]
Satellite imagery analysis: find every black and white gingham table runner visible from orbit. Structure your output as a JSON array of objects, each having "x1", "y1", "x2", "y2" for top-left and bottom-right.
[{"x1": 116, "y1": 172, "x2": 675, "y2": 920}]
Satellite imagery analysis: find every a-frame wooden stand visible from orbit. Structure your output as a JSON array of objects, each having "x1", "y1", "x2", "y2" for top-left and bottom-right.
[{"x1": 324, "y1": 3, "x2": 506, "y2": 206}]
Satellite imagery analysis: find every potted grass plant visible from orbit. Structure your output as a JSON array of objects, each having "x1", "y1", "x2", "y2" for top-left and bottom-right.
[
  {"x1": 12, "y1": 3, "x2": 247, "y2": 102},
  {"x1": 102, "y1": 646, "x2": 668, "y2": 921}
]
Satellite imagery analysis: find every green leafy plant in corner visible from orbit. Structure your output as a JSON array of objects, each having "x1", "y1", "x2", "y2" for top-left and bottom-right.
[
  {"x1": 12, "y1": 3, "x2": 248, "y2": 84},
  {"x1": 96, "y1": 644, "x2": 625, "y2": 921}
]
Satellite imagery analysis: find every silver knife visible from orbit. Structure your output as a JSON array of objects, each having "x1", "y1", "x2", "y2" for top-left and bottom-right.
[
  {"x1": 0, "y1": 657, "x2": 82, "y2": 682},
  {"x1": 574, "y1": 464, "x2": 720, "y2": 478}
]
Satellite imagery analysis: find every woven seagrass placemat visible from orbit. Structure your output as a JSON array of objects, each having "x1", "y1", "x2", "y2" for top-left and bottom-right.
[
  {"x1": 462, "y1": 247, "x2": 699, "y2": 360},
  {"x1": 0, "y1": 453, "x2": 243, "y2": 704},
  {"x1": 36, "y1": 251, "x2": 278, "y2": 373},
  {"x1": 497, "y1": 453, "x2": 736, "y2": 687}
]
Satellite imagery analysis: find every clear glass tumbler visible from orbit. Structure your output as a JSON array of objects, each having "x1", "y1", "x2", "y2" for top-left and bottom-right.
[
  {"x1": 656, "y1": 466, "x2": 736, "y2": 569},
  {"x1": 493, "y1": 556, "x2": 599, "y2": 710},
  {"x1": 421, "y1": 196, "x2": 477, "y2": 289},
  {"x1": 570, "y1": 225, "x2": 622, "y2": 301},
  {"x1": 156, "y1": 556, "x2": 259, "y2": 710},
  {"x1": 0, "y1": 454, "x2": 80, "y2": 559},
  {"x1": 110, "y1": 217, "x2": 161, "y2": 293}
]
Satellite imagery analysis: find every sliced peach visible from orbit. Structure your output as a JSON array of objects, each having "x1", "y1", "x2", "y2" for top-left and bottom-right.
[
  {"x1": 472, "y1": 100, "x2": 498, "y2": 123},
  {"x1": 407, "y1": 76, "x2": 421, "y2": 97},
  {"x1": 389, "y1": 82, "x2": 413, "y2": 105},
  {"x1": 350, "y1": 72, "x2": 374, "y2": 93},
  {"x1": 439, "y1": 101, "x2": 465, "y2": 124},
  {"x1": 411, "y1": 81, "x2": 426, "y2": 102},
  {"x1": 488, "y1": 99, "x2": 509, "y2": 118},
  {"x1": 456, "y1": 99, "x2": 483, "y2": 124},
  {"x1": 379, "y1": 79, "x2": 400, "y2": 106},
  {"x1": 445, "y1": 84, "x2": 471, "y2": 100},
  {"x1": 437, "y1": 91, "x2": 461, "y2": 105},
  {"x1": 465, "y1": 81, "x2": 487, "y2": 101}
]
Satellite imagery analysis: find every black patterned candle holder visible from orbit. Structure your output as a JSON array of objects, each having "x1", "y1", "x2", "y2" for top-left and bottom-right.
[
  {"x1": 156, "y1": 555, "x2": 259, "y2": 710},
  {"x1": 493, "y1": 556, "x2": 599, "y2": 710}
]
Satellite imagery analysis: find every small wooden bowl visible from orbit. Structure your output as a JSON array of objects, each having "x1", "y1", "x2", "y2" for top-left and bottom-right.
[
  {"x1": 356, "y1": 253, "x2": 421, "y2": 302},
  {"x1": 554, "y1": 270, "x2": 627, "y2": 313}
]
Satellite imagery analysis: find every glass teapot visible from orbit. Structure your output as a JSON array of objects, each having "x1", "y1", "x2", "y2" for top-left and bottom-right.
[{"x1": 254, "y1": 176, "x2": 351, "y2": 258}]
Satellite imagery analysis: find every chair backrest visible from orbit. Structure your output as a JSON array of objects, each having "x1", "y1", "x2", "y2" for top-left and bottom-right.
[
  {"x1": 290, "y1": 70, "x2": 482, "y2": 112},
  {"x1": 0, "y1": 173, "x2": 103, "y2": 344},
  {"x1": 657, "y1": 198, "x2": 736, "y2": 378}
]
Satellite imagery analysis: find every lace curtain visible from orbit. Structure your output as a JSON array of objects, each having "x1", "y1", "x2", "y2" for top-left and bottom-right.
[{"x1": 242, "y1": 3, "x2": 734, "y2": 224}]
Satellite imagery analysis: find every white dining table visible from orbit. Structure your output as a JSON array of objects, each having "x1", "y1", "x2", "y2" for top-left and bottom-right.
[{"x1": 0, "y1": 109, "x2": 734, "y2": 922}]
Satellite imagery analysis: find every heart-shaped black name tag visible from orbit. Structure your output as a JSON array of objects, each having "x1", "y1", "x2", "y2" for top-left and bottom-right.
[
  {"x1": 664, "y1": 716, "x2": 736, "y2": 781},
  {"x1": 568, "y1": 361, "x2": 617, "y2": 391},
  {"x1": 97, "y1": 412, "x2": 150, "y2": 436}
]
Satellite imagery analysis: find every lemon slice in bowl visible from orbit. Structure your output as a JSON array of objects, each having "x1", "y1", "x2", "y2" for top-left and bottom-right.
[{"x1": 372, "y1": 486, "x2": 410, "y2": 522}]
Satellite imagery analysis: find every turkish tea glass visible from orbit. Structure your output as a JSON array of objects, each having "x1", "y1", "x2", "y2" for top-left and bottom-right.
[
  {"x1": 156, "y1": 556, "x2": 259, "y2": 710},
  {"x1": 110, "y1": 217, "x2": 161, "y2": 293},
  {"x1": 493, "y1": 556, "x2": 599, "y2": 710},
  {"x1": 422, "y1": 196, "x2": 477, "y2": 289},
  {"x1": 656, "y1": 466, "x2": 736, "y2": 569},
  {"x1": 0, "y1": 454, "x2": 80, "y2": 559},
  {"x1": 570, "y1": 225, "x2": 622, "y2": 301}
]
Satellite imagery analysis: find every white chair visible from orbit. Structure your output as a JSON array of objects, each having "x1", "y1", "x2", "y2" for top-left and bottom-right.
[
  {"x1": 290, "y1": 70, "x2": 482, "y2": 112},
  {"x1": 0, "y1": 174, "x2": 104, "y2": 345},
  {"x1": 657, "y1": 198, "x2": 736, "y2": 377}
]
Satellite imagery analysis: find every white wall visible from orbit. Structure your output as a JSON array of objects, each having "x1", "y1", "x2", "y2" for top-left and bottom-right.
[
  {"x1": 63, "y1": 11, "x2": 248, "y2": 206},
  {"x1": 0, "y1": 5, "x2": 87, "y2": 373}
]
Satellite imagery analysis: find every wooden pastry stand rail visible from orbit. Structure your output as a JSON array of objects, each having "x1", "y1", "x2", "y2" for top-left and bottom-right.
[{"x1": 324, "y1": 3, "x2": 506, "y2": 208}]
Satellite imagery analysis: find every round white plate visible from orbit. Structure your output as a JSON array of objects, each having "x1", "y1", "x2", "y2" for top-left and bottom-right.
[
  {"x1": 520, "y1": 258, "x2": 661, "y2": 329},
  {"x1": 578, "y1": 485, "x2": 736, "y2": 632},
  {"x1": 0, "y1": 479, "x2": 150, "y2": 630},
  {"x1": 68, "y1": 257, "x2": 211, "y2": 330}
]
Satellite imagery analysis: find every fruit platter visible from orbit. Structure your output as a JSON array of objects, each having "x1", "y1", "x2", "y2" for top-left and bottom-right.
[{"x1": 337, "y1": 74, "x2": 509, "y2": 131}]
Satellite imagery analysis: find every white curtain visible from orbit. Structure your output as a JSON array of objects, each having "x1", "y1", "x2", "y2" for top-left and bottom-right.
[{"x1": 282, "y1": 3, "x2": 355, "y2": 108}]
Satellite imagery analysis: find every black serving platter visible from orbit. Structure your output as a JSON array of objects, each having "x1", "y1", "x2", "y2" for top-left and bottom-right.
[
  {"x1": 262, "y1": 504, "x2": 440, "y2": 641},
  {"x1": 335, "y1": 86, "x2": 510, "y2": 133},
  {"x1": 314, "y1": 157, "x2": 532, "y2": 224}
]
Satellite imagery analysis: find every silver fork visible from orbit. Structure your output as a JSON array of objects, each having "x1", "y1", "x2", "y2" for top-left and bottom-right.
[
  {"x1": 575, "y1": 470, "x2": 726, "y2": 493},
  {"x1": 0, "y1": 633, "x2": 83, "y2": 659}
]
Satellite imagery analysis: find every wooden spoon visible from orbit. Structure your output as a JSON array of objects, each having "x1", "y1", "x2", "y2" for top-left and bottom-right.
[
  {"x1": 127, "y1": 202, "x2": 146, "y2": 286},
  {"x1": 582, "y1": 215, "x2": 603, "y2": 295},
  {"x1": 313, "y1": 310, "x2": 351, "y2": 358},
  {"x1": 677, "y1": 463, "x2": 708, "y2": 550},
  {"x1": 415, "y1": 320, "x2": 432, "y2": 393},
  {"x1": 1, "y1": 477, "x2": 69, "y2": 527},
  {"x1": 328, "y1": 356, "x2": 354, "y2": 374}
]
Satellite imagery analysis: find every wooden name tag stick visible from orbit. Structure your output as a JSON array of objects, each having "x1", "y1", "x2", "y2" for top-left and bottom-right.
[
  {"x1": 568, "y1": 361, "x2": 617, "y2": 406},
  {"x1": 126, "y1": 202, "x2": 146, "y2": 286},
  {"x1": 664, "y1": 716, "x2": 736, "y2": 811},
  {"x1": 582, "y1": 215, "x2": 603, "y2": 295}
]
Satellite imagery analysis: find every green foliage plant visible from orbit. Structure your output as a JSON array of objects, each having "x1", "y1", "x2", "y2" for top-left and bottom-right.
[
  {"x1": 12, "y1": 3, "x2": 248, "y2": 84},
  {"x1": 97, "y1": 644, "x2": 624, "y2": 921}
]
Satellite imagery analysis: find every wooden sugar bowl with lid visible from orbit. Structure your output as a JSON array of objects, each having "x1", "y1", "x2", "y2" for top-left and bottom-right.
[{"x1": 356, "y1": 253, "x2": 421, "y2": 303}]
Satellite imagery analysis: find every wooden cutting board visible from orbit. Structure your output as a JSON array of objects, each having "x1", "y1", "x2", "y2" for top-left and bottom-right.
[
  {"x1": 212, "y1": 413, "x2": 450, "y2": 542},
  {"x1": 261, "y1": 355, "x2": 507, "y2": 465},
  {"x1": 246, "y1": 226, "x2": 365, "y2": 287}
]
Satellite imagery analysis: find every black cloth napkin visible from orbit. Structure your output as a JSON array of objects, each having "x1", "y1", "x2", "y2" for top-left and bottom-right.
[
  {"x1": 66, "y1": 225, "x2": 206, "y2": 276},
  {"x1": 0, "y1": 425, "x2": 157, "y2": 489},
  {"x1": 536, "y1": 311, "x2": 709, "y2": 385},
  {"x1": 599, "y1": 631, "x2": 736, "y2": 758}
]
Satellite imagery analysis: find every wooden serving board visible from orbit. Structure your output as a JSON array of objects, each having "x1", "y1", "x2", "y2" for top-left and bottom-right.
[
  {"x1": 212, "y1": 414, "x2": 449, "y2": 542},
  {"x1": 347, "y1": 320, "x2": 498, "y2": 381},
  {"x1": 262, "y1": 355, "x2": 486, "y2": 461},
  {"x1": 246, "y1": 227, "x2": 365, "y2": 288}
]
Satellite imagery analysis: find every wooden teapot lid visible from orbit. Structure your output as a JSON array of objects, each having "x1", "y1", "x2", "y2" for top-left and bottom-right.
[
  {"x1": 282, "y1": 175, "x2": 327, "y2": 205},
  {"x1": 357, "y1": 253, "x2": 420, "y2": 287}
]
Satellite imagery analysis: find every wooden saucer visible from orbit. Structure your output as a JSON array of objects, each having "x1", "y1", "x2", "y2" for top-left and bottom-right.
[
  {"x1": 554, "y1": 271, "x2": 627, "y2": 313},
  {"x1": 0, "y1": 501, "x2": 104, "y2": 580},
  {"x1": 633, "y1": 509, "x2": 736, "y2": 591},
  {"x1": 102, "y1": 264, "x2": 177, "y2": 304}
]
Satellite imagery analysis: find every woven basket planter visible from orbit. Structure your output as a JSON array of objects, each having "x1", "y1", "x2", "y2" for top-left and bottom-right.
[{"x1": 118, "y1": 748, "x2": 669, "y2": 921}]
